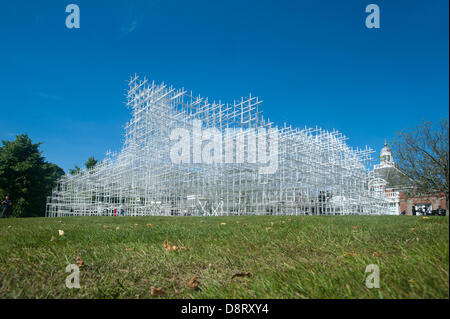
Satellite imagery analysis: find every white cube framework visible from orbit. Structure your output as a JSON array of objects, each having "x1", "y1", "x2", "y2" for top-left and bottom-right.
[{"x1": 46, "y1": 75, "x2": 395, "y2": 217}]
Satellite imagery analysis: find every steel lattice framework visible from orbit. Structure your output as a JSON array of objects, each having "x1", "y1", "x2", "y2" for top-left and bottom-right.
[{"x1": 46, "y1": 75, "x2": 395, "y2": 217}]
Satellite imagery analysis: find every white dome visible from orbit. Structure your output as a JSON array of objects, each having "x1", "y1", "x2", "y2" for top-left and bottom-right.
[{"x1": 380, "y1": 140, "x2": 393, "y2": 165}]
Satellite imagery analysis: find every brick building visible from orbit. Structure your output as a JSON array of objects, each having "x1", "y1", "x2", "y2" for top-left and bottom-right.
[{"x1": 370, "y1": 140, "x2": 447, "y2": 215}]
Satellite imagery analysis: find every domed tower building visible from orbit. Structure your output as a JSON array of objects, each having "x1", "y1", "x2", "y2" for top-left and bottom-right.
[
  {"x1": 379, "y1": 140, "x2": 394, "y2": 167},
  {"x1": 369, "y1": 140, "x2": 402, "y2": 214}
]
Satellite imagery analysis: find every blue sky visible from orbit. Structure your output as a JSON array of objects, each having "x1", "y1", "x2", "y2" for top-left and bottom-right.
[{"x1": 0, "y1": 0, "x2": 448, "y2": 172}]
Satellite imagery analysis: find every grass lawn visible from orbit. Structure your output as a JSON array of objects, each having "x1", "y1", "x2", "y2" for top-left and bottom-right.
[{"x1": 0, "y1": 215, "x2": 448, "y2": 299}]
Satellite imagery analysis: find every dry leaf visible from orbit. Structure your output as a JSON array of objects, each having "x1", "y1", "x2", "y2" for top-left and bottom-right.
[
  {"x1": 58, "y1": 230, "x2": 64, "y2": 236},
  {"x1": 146, "y1": 223, "x2": 153, "y2": 227},
  {"x1": 220, "y1": 222, "x2": 227, "y2": 225},
  {"x1": 343, "y1": 252, "x2": 358, "y2": 257},
  {"x1": 186, "y1": 276, "x2": 199, "y2": 289},
  {"x1": 270, "y1": 222, "x2": 274, "y2": 226},
  {"x1": 422, "y1": 217, "x2": 431, "y2": 219},
  {"x1": 295, "y1": 292, "x2": 306, "y2": 299},
  {"x1": 231, "y1": 272, "x2": 251, "y2": 279},
  {"x1": 243, "y1": 223, "x2": 248, "y2": 227},
  {"x1": 352, "y1": 225, "x2": 360, "y2": 229},
  {"x1": 265, "y1": 227, "x2": 272, "y2": 231},
  {"x1": 76, "y1": 256, "x2": 84, "y2": 267},
  {"x1": 410, "y1": 228, "x2": 417, "y2": 231},
  {"x1": 126, "y1": 248, "x2": 134, "y2": 251},
  {"x1": 103, "y1": 225, "x2": 109, "y2": 229},
  {"x1": 116, "y1": 226, "x2": 120, "y2": 230},
  {"x1": 163, "y1": 240, "x2": 188, "y2": 251},
  {"x1": 372, "y1": 251, "x2": 384, "y2": 257},
  {"x1": 7, "y1": 225, "x2": 12, "y2": 228},
  {"x1": 50, "y1": 235, "x2": 55, "y2": 241},
  {"x1": 150, "y1": 286, "x2": 164, "y2": 296}
]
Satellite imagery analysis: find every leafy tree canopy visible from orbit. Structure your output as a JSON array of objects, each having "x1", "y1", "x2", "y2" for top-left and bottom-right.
[
  {"x1": 0, "y1": 134, "x2": 64, "y2": 217},
  {"x1": 85, "y1": 156, "x2": 98, "y2": 170}
]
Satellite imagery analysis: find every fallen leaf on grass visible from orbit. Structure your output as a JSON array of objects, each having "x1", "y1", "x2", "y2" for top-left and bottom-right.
[
  {"x1": 295, "y1": 292, "x2": 306, "y2": 299},
  {"x1": 116, "y1": 226, "x2": 120, "y2": 230},
  {"x1": 422, "y1": 217, "x2": 431, "y2": 219},
  {"x1": 126, "y1": 248, "x2": 134, "y2": 251},
  {"x1": 343, "y1": 252, "x2": 358, "y2": 257},
  {"x1": 163, "y1": 240, "x2": 189, "y2": 251},
  {"x1": 50, "y1": 235, "x2": 55, "y2": 241},
  {"x1": 231, "y1": 272, "x2": 251, "y2": 279},
  {"x1": 146, "y1": 223, "x2": 153, "y2": 227},
  {"x1": 150, "y1": 286, "x2": 164, "y2": 296},
  {"x1": 163, "y1": 240, "x2": 177, "y2": 251},
  {"x1": 372, "y1": 251, "x2": 384, "y2": 257},
  {"x1": 58, "y1": 230, "x2": 64, "y2": 236},
  {"x1": 220, "y1": 222, "x2": 227, "y2": 226},
  {"x1": 265, "y1": 227, "x2": 272, "y2": 231},
  {"x1": 103, "y1": 225, "x2": 109, "y2": 229},
  {"x1": 7, "y1": 225, "x2": 12, "y2": 228},
  {"x1": 76, "y1": 256, "x2": 84, "y2": 267},
  {"x1": 243, "y1": 223, "x2": 248, "y2": 227},
  {"x1": 186, "y1": 276, "x2": 199, "y2": 289},
  {"x1": 352, "y1": 225, "x2": 360, "y2": 230},
  {"x1": 410, "y1": 228, "x2": 417, "y2": 231}
]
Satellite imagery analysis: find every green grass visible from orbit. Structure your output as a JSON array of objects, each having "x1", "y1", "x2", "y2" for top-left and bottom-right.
[{"x1": 0, "y1": 215, "x2": 448, "y2": 299}]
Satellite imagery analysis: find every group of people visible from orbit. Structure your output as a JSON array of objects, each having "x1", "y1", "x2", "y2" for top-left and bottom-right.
[
  {"x1": 402, "y1": 205, "x2": 446, "y2": 216},
  {"x1": 412, "y1": 205, "x2": 431, "y2": 216},
  {"x1": 113, "y1": 204, "x2": 126, "y2": 216}
]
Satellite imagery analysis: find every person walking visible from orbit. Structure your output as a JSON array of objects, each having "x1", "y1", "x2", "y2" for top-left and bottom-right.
[{"x1": 1, "y1": 196, "x2": 12, "y2": 218}]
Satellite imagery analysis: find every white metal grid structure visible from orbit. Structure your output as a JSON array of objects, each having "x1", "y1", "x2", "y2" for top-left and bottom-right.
[{"x1": 46, "y1": 75, "x2": 395, "y2": 217}]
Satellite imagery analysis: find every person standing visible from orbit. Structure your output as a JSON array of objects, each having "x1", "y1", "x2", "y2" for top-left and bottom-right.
[{"x1": 1, "y1": 196, "x2": 12, "y2": 218}]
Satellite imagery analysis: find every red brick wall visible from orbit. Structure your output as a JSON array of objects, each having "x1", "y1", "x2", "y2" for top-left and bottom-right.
[{"x1": 399, "y1": 192, "x2": 447, "y2": 215}]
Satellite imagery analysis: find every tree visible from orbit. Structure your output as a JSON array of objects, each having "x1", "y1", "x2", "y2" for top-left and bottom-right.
[
  {"x1": 0, "y1": 134, "x2": 64, "y2": 217},
  {"x1": 85, "y1": 156, "x2": 98, "y2": 170},
  {"x1": 391, "y1": 119, "x2": 449, "y2": 214},
  {"x1": 68, "y1": 165, "x2": 81, "y2": 175}
]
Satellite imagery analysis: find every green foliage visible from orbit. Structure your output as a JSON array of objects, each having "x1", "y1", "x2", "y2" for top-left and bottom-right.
[
  {"x1": 85, "y1": 156, "x2": 98, "y2": 170},
  {"x1": 68, "y1": 165, "x2": 81, "y2": 176},
  {"x1": 0, "y1": 134, "x2": 64, "y2": 217}
]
